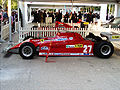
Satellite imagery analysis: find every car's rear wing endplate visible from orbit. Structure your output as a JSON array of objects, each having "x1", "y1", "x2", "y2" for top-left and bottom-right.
[{"x1": 100, "y1": 32, "x2": 120, "y2": 41}]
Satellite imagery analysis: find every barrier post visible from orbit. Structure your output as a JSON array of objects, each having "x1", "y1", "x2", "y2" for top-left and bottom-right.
[
  {"x1": 0, "y1": 15, "x2": 2, "y2": 40},
  {"x1": 8, "y1": 0, "x2": 12, "y2": 45},
  {"x1": 0, "y1": 15, "x2": 1, "y2": 40}
]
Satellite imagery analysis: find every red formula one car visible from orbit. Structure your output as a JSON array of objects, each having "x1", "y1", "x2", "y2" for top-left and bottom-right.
[{"x1": 9, "y1": 31, "x2": 114, "y2": 60}]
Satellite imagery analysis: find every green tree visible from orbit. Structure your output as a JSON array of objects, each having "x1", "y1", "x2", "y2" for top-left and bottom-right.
[
  {"x1": 11, "y1": 0, "x2": 17, "y2": 10},
  {"x1": 0, "y1": 0, "x2": 18, "y2": 10},
  {"x1": 0, "y1": 0, "x2": 2, "y2": 5}
]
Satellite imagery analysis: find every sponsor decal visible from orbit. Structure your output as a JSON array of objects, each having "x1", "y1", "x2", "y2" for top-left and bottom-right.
[
  {"x1": 63, "y1": 53, "x2": 70, "y2": 55},
  {"x1": 40, "y1": 39, "x2": 44, "y2": 43},
  {"x1": 55, "y1": 38, "x2": 67, "y2": 41},
  {"x1": 66, "y1": 44, "x2": 83, "y2": 48},
  {"x1": 39, "y1": 53, "x2": 47, "y2": 55},
  {"x1": 69, "y1": 37, "x2": 73, "y2": 40},
  {"x1": 89, "y1": 53, "x2": 93, "y2": 55},
  {"x1": 39, "y1": 53, "x2": 93, "y2": 56},
  {"x1": 32, "y1": 40, "x2": 40, "y2": 42},
  {"x1": 112, "y1": 35, "x2": 120, "y2": 39},
  {"x1": 84, "y1": 53, "x2": 89, "y2": 55},
  {"x1": 41, "y1": 46, "x2": 48, "y2": 50},
  {"x1": 70, "y1": 53, "x2": 80, "y2": 55},
  {"x1": 39, "y1": 38, "x2": 67, "y2": 43},
  {"x1": 54, "y1": 53, "x2": 62, "y2": 55},
  {"x1": 66, "y1": 45, "x2": 75, "y2": 48},
  {"x1": 79, "y1": 53, "x2": 84, "y2": 55},
  {"x1": 75, "y1": 44, "x2": 83, "y2": 48},
  {"x1": 49, "y1": 53, "x2": 54, "y2": 55}
]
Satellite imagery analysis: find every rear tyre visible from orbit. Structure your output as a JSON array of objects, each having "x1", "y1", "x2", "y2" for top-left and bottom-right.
[
  {"x1": 86, "y1": 33, "x2": 102, "y2": 42},
  {"x1": 93, "y1": 40, "x2": 114, "y2": 58},
  {"x1": 19, "y1": 42, "x2": 35, "y2": 59}
]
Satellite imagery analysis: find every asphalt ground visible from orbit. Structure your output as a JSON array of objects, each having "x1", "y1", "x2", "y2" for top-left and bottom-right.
[
  {"x1": 0, "y1": 49, "x2": 120, "y2": 90},
  {"x1": 0, "y1": 29, "x2": 120, "y2": 90},
  {"x1": 0, "y1": 39, "x2": 120, "y2": 90}
]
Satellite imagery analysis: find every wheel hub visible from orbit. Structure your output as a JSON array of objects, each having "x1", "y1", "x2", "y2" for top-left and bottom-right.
[
  {"x1": 101, "y1": 45, "x2": 111, "y2": 55},
  {"x1": 22, "y1": 46, "x2": 33, "y2": 57}
]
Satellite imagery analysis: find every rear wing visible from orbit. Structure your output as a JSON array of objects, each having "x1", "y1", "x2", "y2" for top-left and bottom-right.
[{"x1": 100, "y1": 32, "x2": 120, "y2": 41}]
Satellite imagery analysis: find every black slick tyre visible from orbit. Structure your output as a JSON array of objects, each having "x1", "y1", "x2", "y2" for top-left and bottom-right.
[
  {"x1": 19, "y1": 42, "x2": 35, "y2": 59},
  {"x1": 93, "y1": 40, "x2": 114, "y2": 58}
]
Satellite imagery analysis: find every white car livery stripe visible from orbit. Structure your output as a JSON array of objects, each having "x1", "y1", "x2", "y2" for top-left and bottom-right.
[{"x1": 39, "y1": 53, "x2": 93, "y2": 56}]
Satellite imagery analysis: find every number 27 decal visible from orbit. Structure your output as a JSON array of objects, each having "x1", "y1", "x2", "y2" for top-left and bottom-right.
[{"x1": 83, "y1": 45, "x2": 92, "y2": 53}]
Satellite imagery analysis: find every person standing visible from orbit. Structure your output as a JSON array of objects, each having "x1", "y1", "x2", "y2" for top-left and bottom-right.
[
  {"x1": 73, "y1": 11, "x2": 77, "y2": 23},
  {"x1": 86, "y1": 13, "x2": 91, "y2": 23},
  {"x1": 3, "y1": 10, "x2": 8, "y2": 24},
  {"x1": 43, "y1": 10, "x2": 47, "y2": 23},
  {"x1": 0, "y1": 14, "x2": 1, "y2": 32},
  {"x1": 0, "y1": 9, "x2": 3, "y2": 23},
  {"x1": 55, "y1": 12, "x2": 59, "y2": 22},
  {"x1": 58, "y1": 10, "x2": 62, "y2": 22},
  {"x1": 33, "y1": 10, "x2": 38, "y2": 23},
  {"x1": 78, "y1": 11, "x2": 82, "y2": 20},
  {"x1": 69, "y1": 12, "x2": 73, "y2": 23},
  {"x1": 64, "y1": 12, "x2": 69, "y2": 23},
  {"x1": 11, "y1": 12, "x2": 15, "y2": 33},
  {"x1": 49, "y1": 11, "x2": 54, "y2": 23}
]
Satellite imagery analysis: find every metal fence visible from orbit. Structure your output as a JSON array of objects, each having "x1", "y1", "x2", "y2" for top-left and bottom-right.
[
  {"x1": 1, "y1": 21, "x2": 120, "y2": 43},
  {"x1": 1, "y1": 22, "x2": 9, "y2": 40},
  {"x1": 1, "y1": 21, "x2": 19, "y2": 40},
  {"x1": 19, "y1": 27, "x2": 88, "y2": 42}
]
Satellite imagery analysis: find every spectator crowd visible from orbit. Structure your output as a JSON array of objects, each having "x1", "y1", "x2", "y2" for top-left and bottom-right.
[
  {"x1": 32, "y1": 10, "x2": 100, "y2": 24},
  {"x1": 0, "y1": 9, "x2": 18, "y2": 33}
]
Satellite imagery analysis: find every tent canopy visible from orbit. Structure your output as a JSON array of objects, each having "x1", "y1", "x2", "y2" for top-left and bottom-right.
[{"x1": 22, "y1": 0, "x2": 120, "y2": 4}]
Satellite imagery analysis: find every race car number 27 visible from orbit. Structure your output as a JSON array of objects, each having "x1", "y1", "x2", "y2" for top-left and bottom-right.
[{"x1": 83, "y1": 45, "x2": 92, "y2": 53}]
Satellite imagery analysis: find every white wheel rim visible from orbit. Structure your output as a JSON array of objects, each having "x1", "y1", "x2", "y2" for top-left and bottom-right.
[
  {"x1": 22, "y1": 46, "x2": 33, "y2": 57},
  {"x1": 100, "y1": 45, "x2": 111, "y2": 55}
]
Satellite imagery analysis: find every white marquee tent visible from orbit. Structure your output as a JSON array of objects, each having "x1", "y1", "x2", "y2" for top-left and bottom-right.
[{"x1": 7, "y1": 0, "x2": 120, "y2": 42}]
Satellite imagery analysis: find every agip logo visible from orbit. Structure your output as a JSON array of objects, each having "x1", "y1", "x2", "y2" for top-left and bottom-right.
[
  {"x1": 75, "y1": 44, "x2": 83, "y2": 48},
  {"x1": 66, "y1": 44, "x2": 83, "y2": 48},
  {"x1": 41, "y1": 46, "x2": 48, "y2": 50}
]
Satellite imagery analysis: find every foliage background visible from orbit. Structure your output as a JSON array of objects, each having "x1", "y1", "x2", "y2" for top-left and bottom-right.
[{"x1": 0, "y1": 0, "x2": 18, "y2": 10}]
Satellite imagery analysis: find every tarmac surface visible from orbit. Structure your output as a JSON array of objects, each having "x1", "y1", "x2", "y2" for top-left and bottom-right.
[
  {"x1": 0, "y1": 45, "x2": 120, "y2": 89},
  {"x1": 0, "y1": 48, "x2": 120, "y2": 90},
  {"x1": 0, "y1": 30, "x2": 120, "y2": 90}
]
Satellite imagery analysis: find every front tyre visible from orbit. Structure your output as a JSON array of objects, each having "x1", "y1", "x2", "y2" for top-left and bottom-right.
[
  {"x1": 93, "y1": 41, "x2": 114, "y2": 58},
  {"x1": 19, "y1": 42, "x2": 35, "y2": 59}
]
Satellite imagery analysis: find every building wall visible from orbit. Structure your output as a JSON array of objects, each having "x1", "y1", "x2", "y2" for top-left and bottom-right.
[
  {"x1": 20, "y1": 2, "x2": 120, "y2": 25},
  {"x1": 114, "y1": 4, "x2": 120, "y2": 17},
  {"x1": 19, "y1": 1, "x2": 29, "y2": 27},
  {"x1": 100, "y1": 4, "x2": 107, "y2": 22}
]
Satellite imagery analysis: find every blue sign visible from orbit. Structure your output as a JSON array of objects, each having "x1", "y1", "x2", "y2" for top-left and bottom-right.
[{"x1": 41, "y1": 46, "x2": 48, "y2": 50}]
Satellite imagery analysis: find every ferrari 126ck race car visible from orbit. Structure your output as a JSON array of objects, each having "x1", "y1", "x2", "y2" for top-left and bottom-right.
[{"x1": 8, "y1": 30, "x2": 114, "y2": 60}]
